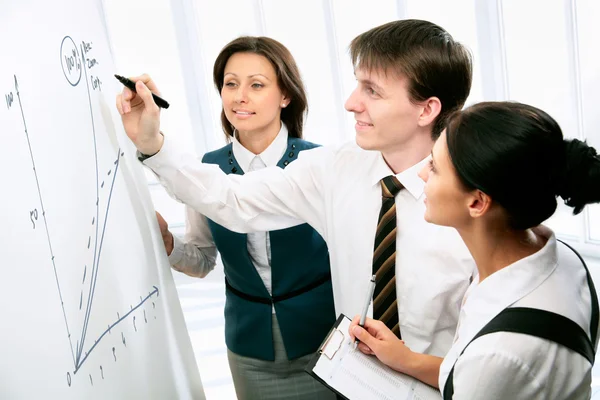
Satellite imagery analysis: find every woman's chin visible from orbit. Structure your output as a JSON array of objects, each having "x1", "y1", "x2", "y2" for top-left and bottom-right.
[
  {"x1": 423, "y1": 208, "x2": 440, "y2": 225},
  {"x1": 423, "y1": 211, "x2": 432, "y2": 224}
]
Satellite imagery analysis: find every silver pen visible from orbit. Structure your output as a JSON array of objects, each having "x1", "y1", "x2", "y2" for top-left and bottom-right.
[{"x1": 354, "y1": 274, "x2": 377, "y2": 349}]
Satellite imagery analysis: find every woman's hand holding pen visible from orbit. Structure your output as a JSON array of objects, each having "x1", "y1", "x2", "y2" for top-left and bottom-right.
[
  {"x1": 115, "y1": 74, "x2": 163, "y2": 155},
  {"x1": 348, "y1": 315, "x2": 415, "y2": 375}
]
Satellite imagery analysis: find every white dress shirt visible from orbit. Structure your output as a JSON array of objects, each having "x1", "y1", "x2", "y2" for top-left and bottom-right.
[
  {"x1": 168, "y1": 125, "x2": 290, "y2": 300},
  {"x1": 146, "y1": 137, "x2": 476, "y2": 357},
  {"x1": 439, "y1": 226, "x2": 596, "y2": 399}
]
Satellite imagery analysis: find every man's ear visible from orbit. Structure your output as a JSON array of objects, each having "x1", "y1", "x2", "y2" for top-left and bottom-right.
[{"x1": 417, "y1": 97, "x2": 442, "y2": 128}]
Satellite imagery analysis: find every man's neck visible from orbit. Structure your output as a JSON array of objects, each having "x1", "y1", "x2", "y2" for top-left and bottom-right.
[{"x1": 380, "y1": 135, "x2": 434, "y2": 174}]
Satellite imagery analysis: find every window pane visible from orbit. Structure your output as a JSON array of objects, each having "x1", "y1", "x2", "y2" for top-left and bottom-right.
[
  {"x1": 589, "y1": 205, "x2": 600, "y2": 242},
  {"x1": 502, "y1": 0, "x2": 576, "y2": 129},
  {"x1": 193, "y1": 0, "x2": 263, "y2": 150},
  {"x1": 575, "y1": 0, "x2": 600, "y2": 242},
  {"x1": 502, "y1": 0, "x2": 578, "y2": 135},
  {"x1": 544, "y1": 203, "x2": 582, "y2": 239},
  {"x1": 261, "y1": 0, "x2": 345, "y2": 146},
  {"x1": 576, "y1": 0, "x2": 600, "y2": 150}
]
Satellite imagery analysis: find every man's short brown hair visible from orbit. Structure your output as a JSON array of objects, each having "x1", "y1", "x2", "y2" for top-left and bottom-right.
[{"x1": 350, "y1": 19, "x2": 473, "y2": 139}]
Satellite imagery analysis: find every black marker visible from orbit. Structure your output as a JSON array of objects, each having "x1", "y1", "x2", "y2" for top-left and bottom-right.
[{"x1": 114, "y1": 74, "x2": 170, "y2": 109}]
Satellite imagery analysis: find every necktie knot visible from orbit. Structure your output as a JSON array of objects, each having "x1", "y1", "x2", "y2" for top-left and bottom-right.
[{"x1": 380, "y1": 176, "x2": 403, "y2": 198}]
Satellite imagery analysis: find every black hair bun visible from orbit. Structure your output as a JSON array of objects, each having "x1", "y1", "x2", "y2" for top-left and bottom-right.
[{"x1": 558, "y1": 138, "x2": 600, "y2": 215}]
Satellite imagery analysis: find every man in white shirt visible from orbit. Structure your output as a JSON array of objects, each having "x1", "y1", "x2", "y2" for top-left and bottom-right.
[{"x1": 116, "y1": 19, "x2": 475, "y2": 358}]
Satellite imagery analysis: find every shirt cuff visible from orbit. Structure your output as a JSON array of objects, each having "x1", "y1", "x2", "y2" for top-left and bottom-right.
[
  {"x1": 168, "y1": 234, "x2": 185, "y2": 266},
  {"x1": 136, "y1": 132, "x2": 165, "y2": 162}
]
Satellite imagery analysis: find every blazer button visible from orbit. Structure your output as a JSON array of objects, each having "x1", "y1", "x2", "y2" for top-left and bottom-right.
[
  {"x1": 229, "y1": 159, "x2": 233, "y2": 164},
  {"x1": 283, "y1": 160, "x2": 289, "y2": 166},
  {"x1": 291, "y1": 144, "x2": 296, "y2": 149},
  {"x1": 231, "y1": 167, "x2": 238, "y2": 173},
  {"x1": 288, "y1": 152, "x2": 295, "y2": 158},
  {"x1": 228, "y1": 150, "x2": 232, "y2": 156}
]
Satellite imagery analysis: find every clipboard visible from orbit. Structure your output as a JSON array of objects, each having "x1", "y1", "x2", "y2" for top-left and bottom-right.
[
  {"x1": 305, "y1": 314, "x2": 350, "y2": 399},
  {"x1": 305, "y1": 314, "x2": 441, "y2": 400}
]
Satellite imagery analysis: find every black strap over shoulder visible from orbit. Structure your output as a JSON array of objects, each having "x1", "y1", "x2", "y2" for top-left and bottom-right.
[
  {"x1": 443, "y1": 308, "x2": 594, "y2": 399},
  {"x1": 558, "y1": 239, "x2": 599, "y2": 345},
  {"x1": 442, "y1": 241, "x2": 598, "y2": 399}
]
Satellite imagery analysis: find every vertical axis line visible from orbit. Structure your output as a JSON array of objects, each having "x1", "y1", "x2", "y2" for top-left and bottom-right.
[{"x1": 14, "y1": 74, "x2": 76, "y2": 367}]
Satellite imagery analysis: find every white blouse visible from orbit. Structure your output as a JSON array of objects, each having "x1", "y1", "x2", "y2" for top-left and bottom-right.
[{"x1": 439, "y1": 226, "x2": 597, "y2": 399}]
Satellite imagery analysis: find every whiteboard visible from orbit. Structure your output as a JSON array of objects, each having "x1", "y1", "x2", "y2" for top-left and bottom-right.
[{"x1": 0, "y1": 0, "x2": 205, "y2": 398}]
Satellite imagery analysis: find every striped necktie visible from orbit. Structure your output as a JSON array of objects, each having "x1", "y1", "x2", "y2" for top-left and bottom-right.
[{"x1": 372, "y1": 175, "x2": 403, "y2": 338}]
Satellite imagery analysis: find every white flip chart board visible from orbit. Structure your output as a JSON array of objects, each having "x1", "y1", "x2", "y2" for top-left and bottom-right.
[{"x1": 0, "y1": 0, "x2": 205, "y2": 398}]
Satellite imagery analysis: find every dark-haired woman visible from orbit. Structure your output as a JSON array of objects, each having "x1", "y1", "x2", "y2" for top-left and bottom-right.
[
  {"x1": 130, "y1": 37, "x2": 336, "y2": 400},
  {"x1": 349, "y1": 101, "x2": 600, "y2": 399}
]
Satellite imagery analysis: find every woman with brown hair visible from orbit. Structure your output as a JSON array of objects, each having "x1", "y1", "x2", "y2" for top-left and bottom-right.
[{"x1": 154, "y1": 36, "x2": 336, "y2": 399}]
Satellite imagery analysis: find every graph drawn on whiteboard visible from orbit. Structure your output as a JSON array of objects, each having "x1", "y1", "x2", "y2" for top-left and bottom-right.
[{"x1": 6, "y1": 35, "x2": 160, "y2": 388}]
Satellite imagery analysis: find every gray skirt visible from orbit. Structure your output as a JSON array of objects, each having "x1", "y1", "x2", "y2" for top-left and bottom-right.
[{"x1": 227, "y1": 313, "x2": 336, "y2": 400}]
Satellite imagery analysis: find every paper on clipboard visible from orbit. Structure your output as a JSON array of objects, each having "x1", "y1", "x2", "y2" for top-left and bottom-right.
[{"x1": 308, "y1": 315, "x2": 441, "y2": 400}]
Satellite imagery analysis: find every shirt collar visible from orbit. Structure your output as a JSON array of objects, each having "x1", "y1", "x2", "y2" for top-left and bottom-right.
[
  {"x1": 231, "y1": 123, "x2": 289, "y2": 172},
  {"x1": 371, "y1": 153, "x2": 428, "y2": 200}
]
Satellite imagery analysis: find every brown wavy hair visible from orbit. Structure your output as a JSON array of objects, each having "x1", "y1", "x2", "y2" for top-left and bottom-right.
[{"x1": 213, "y1": 36, "x2": 308, "y2": 141}]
